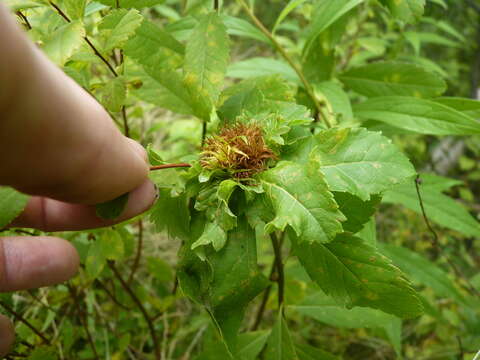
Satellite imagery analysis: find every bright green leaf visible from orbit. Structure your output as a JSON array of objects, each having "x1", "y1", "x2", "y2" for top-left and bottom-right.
[
  {"x1": 435, "y1": 97, "x2": 480, "y2": 119},
  {"x1": 97, "y1": 0, "x2": 165, "y2": 8},
  {"x1": 101, "y1": 76, "x2": 126, "y2": 112},
  {"x1": 340, "y1": 62, "x2": 446, "y2": 98},
  {"x1": 296, "y1": 343, "x2": 340, "y2": 360},
  {"x1": 184, "y1": 12, "x2": 230, "y2": 121},
  {"x1": 353, "y1": 96, "x2": 480, "y2": 135},
  {"x1": 99, "y1": 9, "x2": 143, "y2": 53},
  {"x1": 227, "y1": 57, "x2": 299, "y2": 83},
  {"x1": 304, "y1": 128, "x2": 415, "y2": 200},
  {"x1": 334, "y1": 192, "x2": 381, "y2": 233},
  {"x1": 260, "y1": 161, "x2": 345, "y2": 244},
  {"x1": 43, "y1": 21, "x2": 85, "y2": 66},
  {"x1": 63, "y1": 0, "x2": 86, "y2": 19}
]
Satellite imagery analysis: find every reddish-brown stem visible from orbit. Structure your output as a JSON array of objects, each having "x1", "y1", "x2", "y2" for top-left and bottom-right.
[{"x1": 150, "y1": 163, "x2": 191, "y2": 171}]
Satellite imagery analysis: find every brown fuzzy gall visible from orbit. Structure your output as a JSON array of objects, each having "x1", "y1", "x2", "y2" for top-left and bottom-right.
[{"x1": 201, "y1": 123, "x2": 276, "y2": 178}]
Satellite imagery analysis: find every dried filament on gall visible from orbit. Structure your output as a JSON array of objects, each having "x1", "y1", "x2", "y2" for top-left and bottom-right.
[{"x1": 201, "y1": 123, "x2": 276, "y2": 178}]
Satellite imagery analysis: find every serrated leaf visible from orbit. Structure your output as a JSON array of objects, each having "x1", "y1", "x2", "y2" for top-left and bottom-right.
[
  {"x1": 379, "y1": 0, "x2": 425, "y2": 23},
  {"x1": 101, "y1": 76, "x2": 126, "y2": 112},
  {"x1": 150, "y1": 189, "x2": 190, "y2": 241},
  {"x1": 86, "y1": 230, "x2": 124, "y2": 278},
  {"x1": 340, "y1": 62, "x2": 446, "y2": 98},
  {"x1": 184, "y1": 12, "x2": 230, "y2": 121},
  {"x1": 260, "y1": 161, "x2": 345, "y2": 244},
  {"x1": 292, "y1": 128, "x2": 415, "y2": 201},
  {"x1": 379, "y1": 243, "x2": 470, "y2": 307},
  {"x1": 0, "y1": 187, "x2": 29, "y2": 229},
  {"x1": 303, "y1": 0, "x2": 365, "y2": 55},
  {"x1": 383, "y1": 174, "x2": 480, "y2": 238},
  {"x1": 43, "y1": 21, "x2": 85, "y2": 66},
  {"x1": 354, "y1": 97, "x2": 480, "y2": 135},
  {"x1": 293, "y1": 233, "x2": 423, "y2": 318},
  {"x1": 99, "y1": 9, "x2": 143, "y2": 53},
  {"x1": 263, "y1": 310, "x2": 299, "y2": 360},
  {"x1": 95, "y1": 193, "x2": 129, "y2": 220},
  {"x1": 291, "y1": 291, "x2": 401, "y2": 356},
  {"x1": 192, "y1": 221, "x2": 227, "y2": 252}
]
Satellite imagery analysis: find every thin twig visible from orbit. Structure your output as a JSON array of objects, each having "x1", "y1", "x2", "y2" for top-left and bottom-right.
[
  {"x1": 270, "y1": 233, "x2": 285, "y2": 307},
  {"x1": 121, "y1": 106, "x2": 130, "y2": 137},
  {"x1": 108, "y1": 261, "x2": 161, "y2": 360},
  {"x1": 128, "y1": 219, "x2": 144, "y2": 285},
  {"x1": 250, "y1": 261, "x2": 276, "y2": 331},
  {"x1": 236, "y1": 0, "x2": 331, "y2": 128},
  {"x1": 150, "y1": 163, "x2": 191, "y2": 171},
  {"x1": 0, "y1": 299, "x2": 50, "y2": 344},
  {"x1": 94, "y1": 279, "x2": 131, "y2": 311},
  {"x1": 16, "y1": 11, "x2": 31, "y2": 30},
  {"x1": 415, "y1": 175, "x2": 480, "y2": 297},
  {"x1": 201, "y1": 121, "x2": 207, "y2": 146},
  {"x1": 48, "y1": 1, "x2": 119, "y2": 77},
  {"x1": 213, "y1": 0, "x2": 219, "y2": 10}
]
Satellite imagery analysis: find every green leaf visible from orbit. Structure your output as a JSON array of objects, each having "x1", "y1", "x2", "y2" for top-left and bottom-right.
[
  {"x1": 379, "y1": 243, "x2": 470, "y2": 307},
  {"x1": 26, "y1": 346, "x2": 57, "y2": 360},
  {"x1": 222, "y1": 15, "x2": 270, "y2": 44},
  {"x1": 179, "y1": 216, "x2": 269, "y2": 352},
  {"x1": 101, "y1": 76, "x2": 126, "y2": 112},
  {"x1": 124, "y1": 19, "x2": 185, "y2": 63},
  {"x1": 379, "y1": 0, "x2": 425, "y2": 23},
  {"x1": 0, "y1": 187, "x2": 29, "y2": 229},
  {"x1": 63, "y1": 0, "x2": 86, "y2": 19},
  {"x1": 184, "y1": 12, "x2": 230, "y2": 121},
  {"x1": 263, "y1": 310, "x2": 299, "y2": 360},
  {"x1": 295, "y1": 343, "x2": 340, "y2": 360},
  {"x1": 300, "y1": 128, "x2": 415, "y2": 201},
  {"x1": 303, "y1": 0, "x2": 365, "y2": 54},
  {"x1": 97, "y1": 0, "x2": 165, "y2": 8},
  {"x1": 236, "y1": 331, "x2": 270, "y2": 360},
  {"x1": 99, "y1": 9, "x2": 143, "y2": 53},
  {"x1": 192, "y1": 221, "x2": 227, "y2": 252},
  {"x1": 293, "y1": 233, "x2": 423, "y2": 318},
  {"x1": 334, "y1": 192, "x2": 381, "y2": 233},
  {"x1": 150, "y1": 189, "x2": 190, "y2": 241},
  {"x1": 4, "y1": 0, "x2": 44, "y2": 11},
  {"x1": 291, "y1": 291, "x2": 401, "y2": 356},
  {"x1": 435, "y1": 97, "x2": 480, "y2": 119},
  {"x1": 43, "y1": 21, "x2": 85, "y2": 66},
  {"x1": 86, "y1": 230, "x2": 124, "y2": 278},
  {"x1": 383, "y1": 174, "x2": 480, "y2": 238},
  {"x1": 227, "y1": 58, "x2": 299, "y2": 83},
  {"x1": 95, "y1": 193, "x2": 129, "y2": 220},
  {"x1": 353, "y1": 96, "x2": 480, "y2": 135},
  {"x1": 340, "y1": 62, "x2": 446, "y2": 98},
  {"x1": 260, "y1": 161, "x2": 345, "y2": 244},
  {"x1": 315, "y1": 82, "x2": 353, "y2": 123}
]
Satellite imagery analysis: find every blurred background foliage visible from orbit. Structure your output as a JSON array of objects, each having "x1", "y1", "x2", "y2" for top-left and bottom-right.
[{"x1": 2, "y1": 0, "x2": 480, "y2": 359}]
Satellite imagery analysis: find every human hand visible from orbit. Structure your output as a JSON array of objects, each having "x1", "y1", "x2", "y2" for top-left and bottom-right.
[{"x1": 0, "y1": 4, "x2": 156, "y2": 356}]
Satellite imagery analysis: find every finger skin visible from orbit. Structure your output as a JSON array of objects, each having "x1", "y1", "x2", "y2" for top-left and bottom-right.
[
  {"x1": 0, "y1": 315, "x2": 14, "y2": 358},
  {"x1": 0, "y1": 4, "x2": 148, "y2": 204},
  {"x1": 0, "y1": 237, "x2": 79, "y2": 292},
  {"x1": 12, "y1": 179, "x2": 157, "y2": 231}
]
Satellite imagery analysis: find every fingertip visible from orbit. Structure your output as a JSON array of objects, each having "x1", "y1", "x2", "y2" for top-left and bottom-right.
[
  {"x1": 0, "y1": 315, "x2": 14, "y2": 358},
  {"x1": 119, "y1": 179, "x2": 157, "y2": 220},
  {"x1": 0, "y1": 237, "x2": 80, "y2": 292},
  {"x1": 126, "y1": 137, "x2": 148, "y2": 163}
]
